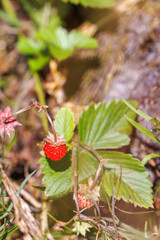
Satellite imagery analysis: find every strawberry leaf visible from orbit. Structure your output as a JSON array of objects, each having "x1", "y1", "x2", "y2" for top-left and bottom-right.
[
  {"x1": 98, "y1": 151, "x2": 153, "y2": 208},
  {"x1": 39, "y1": 147, "x2": 99, "y2": 198},
  {"x1": 78, "y1": 100, "x2": 137, "y2": 149},
  {"x1": 98, "y1": 151, "x2": 144, "y2": 171},
  {"x1": 54, "y1": 108, "x2": 75, "y2": 142},
  {"x1": 103, "y1": 169, "x2": 153, "y2": 208},
  {"x1": 36, "y1": 27, "x2": 97, "y2": 60},
  {"x1": 17, "y1": 36, "x2": 46, "y2": 55}
]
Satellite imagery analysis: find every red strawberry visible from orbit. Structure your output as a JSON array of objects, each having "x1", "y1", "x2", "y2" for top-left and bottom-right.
[
  {"x1": 77, "y1": 193, "x2": 93, "y2": 209},
  {"x1": 43, "y1": 142, "x2": 67, "y2": 161}
]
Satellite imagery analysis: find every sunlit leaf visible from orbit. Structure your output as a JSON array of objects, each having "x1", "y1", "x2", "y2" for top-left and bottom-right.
[
  {"x1": 98, "y1": 151, "x2": 144, "y2": 171},
  {"x1": 103, "y1": 169, "x2": 153, "y2": 208},
  {"x1": 98, "y1": 151, "x2": 153, "y2": 208},
  {"x1": 78, "y1": 100, "x2": 137, "y2": 149},
  {"x1": 17, "y1": 36, "x2": 46, "y2": 55},
  {"x1": 54, "y1": 108, "x2": 75, "y2": 142},
  {"x1": 36, "y1": 27, "x2": 97, "y2": 60}
]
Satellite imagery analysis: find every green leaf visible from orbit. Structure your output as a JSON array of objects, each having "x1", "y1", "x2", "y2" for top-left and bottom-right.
[
  {"x1": 78, "y1": 100, "x2": 137, "y2": 149},
  {"x1": 62, "y1": 0, "x2": 114, "y2": 8},
  {"x1": 17, "y1": 36, "x2": 46, "y2": 55},
  {"x1": 49, "y1": 45, "x2": 73, "y2": 61},
  {"x1": 0, "y1": 224, "x2": 18, "y2": 240},
  {"x1": 54, "y1": 108, "x2": 75, "y2": 142},
  {"x1": 98, "y1": 151, "x2": 153, "y2": 208},
  {"x1": 103, "y1": 169, "x2": 153, "y2": 208},
  {"x1": 123, "y1": 99, "x2": 160, "y2": 129},
  {"x1": 39, "y1": 147, "x2": 99, "y2": 198},
  {"x1": 68, "y1": 30, "x2": 98, "y2": 49},
  {"x1": 141, "y1": 154, "x2": 160, "y2": 166},
  {"x1": 125, "y1": 115, "x2": 160, "y2": 143},
  {"x1": 0, "y1": 217, "x2": 15, "y2": 231},
  {"x1": 99, "y1": 183, "x2": 110, "y2": 204},
  {"x1": 28, "y1": 55, "x2": 50, "y2": 72},
  {"x1": 123, "y1": 100, "x2": 152, "y2": 121},
  {"x1": 98, "y1": 151, "x2": 145, "y2": 171},
  {"x1": 36, "y1": 27, "x2": 97, "y2": 60}
]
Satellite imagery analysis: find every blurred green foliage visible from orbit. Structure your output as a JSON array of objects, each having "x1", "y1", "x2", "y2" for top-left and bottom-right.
[{"x1": 62, "y1": 0, "x2": 114, "y2": 8}]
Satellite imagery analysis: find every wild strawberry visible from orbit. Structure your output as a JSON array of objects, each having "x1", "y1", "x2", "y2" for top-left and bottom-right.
[
  {"x1": 43, "y1": 132, "x2": 68, "y2": 161},
  {"x1": 43, "y1": 142, "x2": 67, "y2": 161},
  {"x1": 77, "y1": 193, "x2": 93, "y2": 209}
]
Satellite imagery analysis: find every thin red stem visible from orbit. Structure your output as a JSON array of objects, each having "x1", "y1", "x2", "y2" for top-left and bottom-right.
[
  {"x1": 72, "y1": 143, "x2": 81, "y2": 223},
  {"x1": 90, "y1": 159, "x2": 109, "y2": 191}
]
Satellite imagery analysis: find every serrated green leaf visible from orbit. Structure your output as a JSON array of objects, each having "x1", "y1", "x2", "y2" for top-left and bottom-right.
[
  {"x1": 125, "y1": 115, "x2": 160, "y2": 143},
  {"x1": 36, "y1": 27, "x2": 97, "y2": 60},
  {"x1": 28, "y1": 55, "x2": 50, "y2": 72},
  {"x1": 39, "y1": 147, "x2": 99, "y2": 198},
  {"x1": 103, "y1": 169, "x2": 153, "y2": 208},
  {"x1": 68, "y1": 30, "x2": 98, "y2": 49},
  {"x1": 98, "y1": 151, "x2": 144, "y2": 172},
  {"x1": 78, "y1": 100, "x2": 137, "y2": 149},
  {"x1": 98, "y1": 151, "x2": 153, "y2": 208},
  {"x1": 62, "y1": 0, "x2": 114, "y2": 8},
  {"x1": 54, "y1": 108, "x2": 75, "y2": 142},
  {"x1": 49, "y1": 45, "x2": 73, "y2": 60},
  {"x1": 17, "y1": 36, "x2": 46, "y2": 55}
]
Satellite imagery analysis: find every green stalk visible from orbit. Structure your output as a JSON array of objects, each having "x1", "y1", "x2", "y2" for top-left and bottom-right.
[
  {"x1": 34, "y1": 72, "x2": 48, "y2": 133},
  {"x1": 1, "y1": 0, "x2": 18, "y2": 22}
]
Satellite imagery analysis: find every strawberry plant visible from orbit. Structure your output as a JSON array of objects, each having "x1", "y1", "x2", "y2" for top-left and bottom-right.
[
  {"x1": 0, "y1": 99, "x2": 158, "y2": 239},
  {"x1": 38, "y1": 99, "x2": 154, "y2": 238}
]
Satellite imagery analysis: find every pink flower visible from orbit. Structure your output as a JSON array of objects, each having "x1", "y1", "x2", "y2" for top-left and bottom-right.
[{"x1": 0, "y1": 107, "x2": 22, "y2": 137}]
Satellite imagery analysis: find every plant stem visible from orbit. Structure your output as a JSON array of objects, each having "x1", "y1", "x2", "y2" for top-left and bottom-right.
[
  {"x1": 90, "y1": 159, "x2": 109, "y2": 191},
  {"x1": 112, "y1": 186, "x2": 118, "y2": 239},
  {"x1": 1, "y1": 0, "x2": 18, "y2": 21},
  {"x1": 90, "y1": 160, "x2": 103, "y2": 191},
  {"x1": 73, "y1": 140, "x2": 109, "y2": 191},
  {"x1": 72, "y1": 143, "x2": 81, "y2": 223},
  {"x1": 34, "y1": 72, "x2": 48, "y2": 133},
  {"x1": 73, "y1": 140, "x2": 102, "y2": 162}
]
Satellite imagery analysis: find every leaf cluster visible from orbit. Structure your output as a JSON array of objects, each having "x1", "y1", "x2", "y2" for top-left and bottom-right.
[{"x1": 39, "y1": 100, "x2": 153, "y2": 208}]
